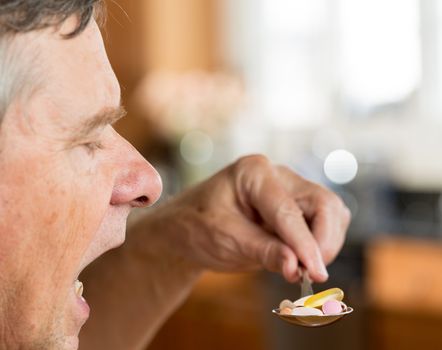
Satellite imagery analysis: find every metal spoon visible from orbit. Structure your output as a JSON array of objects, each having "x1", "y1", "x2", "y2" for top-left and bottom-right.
[
  {"x1": 272, "y1": 269, "x2": 353, "y2": 327},
  {"x1": 300, "y1": 267, "x2": 313, "y2": 297}
]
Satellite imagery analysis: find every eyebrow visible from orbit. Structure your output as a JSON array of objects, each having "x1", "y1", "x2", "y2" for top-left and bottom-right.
[{"x1": 70, "y1": 105, "x2": 127, "y2": 142}]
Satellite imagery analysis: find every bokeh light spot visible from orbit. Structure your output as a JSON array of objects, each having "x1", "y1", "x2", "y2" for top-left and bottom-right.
[
  {"x1": 324, "y1": 149, "x2": 358, "y2": 184},
  {"x1": 180, "y1": 130, "x2": 214, "y2": 165}
]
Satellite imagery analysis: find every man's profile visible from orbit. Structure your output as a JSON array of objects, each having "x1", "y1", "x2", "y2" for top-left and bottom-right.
[{"x1": 0, "y1": 1, "x2": 350, "y2": 349}]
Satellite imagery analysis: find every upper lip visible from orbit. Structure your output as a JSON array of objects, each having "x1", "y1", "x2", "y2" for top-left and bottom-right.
[
  {"x1": 76, "y1": 235, "x2": 128, "y2": 283},
  {"x1": 76, "y1": 236, "x2": 125, "y2": 280},
  {"x1": 75, "y1": 206, "x2": 131, "y2": 280}
]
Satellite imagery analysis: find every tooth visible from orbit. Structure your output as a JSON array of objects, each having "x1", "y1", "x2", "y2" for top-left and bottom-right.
[{"x1": 75, "y1": 280, "x2": 83, "y2": 297}]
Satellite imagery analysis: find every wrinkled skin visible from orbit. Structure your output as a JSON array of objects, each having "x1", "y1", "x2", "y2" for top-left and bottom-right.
[
  {"x1": 80, "y1": 154, "x2": 351, "y2": 350},
  {"x1": 0, "y1": 15, "x2": 350, "y2": 350},
  {"x1": 146, "y1": 155, "x2": 350, "y2": 282},
  {"x1": 0, "y1": 18, "x2": 161, "y2": 349}
]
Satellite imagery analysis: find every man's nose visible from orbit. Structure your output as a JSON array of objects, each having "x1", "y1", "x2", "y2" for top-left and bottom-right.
[{"x1": 110, "y1": 150, "x2": 163, "y2": 208}]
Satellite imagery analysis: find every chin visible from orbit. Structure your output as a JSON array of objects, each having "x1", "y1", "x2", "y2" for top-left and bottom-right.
[
  {"x1": 13, "y1": 333, "x2": 79, "y2": 350},
  {"x1": 63, "y1": 336, "x2": 80, "y2": 350},
  {"x1": 47, "y1": 323, "x2": 83, "y2": 350},
  {"x1": 37, "y1": 290, "x2": 89, "y2": 350}
]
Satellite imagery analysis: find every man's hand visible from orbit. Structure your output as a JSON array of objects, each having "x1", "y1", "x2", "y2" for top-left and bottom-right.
[
  {"x1": 156, "y1": 154, "x2": 351, "y2": 283},
  {"x1": 80, "y1": 154, "x2": 351, "y2": 349}
]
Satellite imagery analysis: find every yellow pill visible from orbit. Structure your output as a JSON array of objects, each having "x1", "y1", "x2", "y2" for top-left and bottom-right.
[{"x1": 304, "y1": 288, "x2": 344, "y2": 308}]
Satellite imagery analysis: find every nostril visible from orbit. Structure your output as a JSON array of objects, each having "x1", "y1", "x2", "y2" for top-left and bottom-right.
[{"x1": 135, "y1": 195, "x2": 149, "y2": 206}]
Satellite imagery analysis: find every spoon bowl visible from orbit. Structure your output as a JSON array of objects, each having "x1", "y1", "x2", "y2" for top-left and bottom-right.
[{"x1": 272, "y1": 307, "x2": 354, "y2": 327}]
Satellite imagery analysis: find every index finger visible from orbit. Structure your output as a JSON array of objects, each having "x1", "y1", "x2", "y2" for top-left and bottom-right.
[
  {"x1": 276, "y1": 165, "x2": 350, "y2": 264},
  {"x1": 241, "y1": 169, "x2": 329, "y2": 282}
]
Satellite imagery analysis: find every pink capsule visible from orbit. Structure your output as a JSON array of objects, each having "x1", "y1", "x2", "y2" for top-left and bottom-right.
[{"x1": 322, "y1": 299, "x2": 342, "y2": 315}]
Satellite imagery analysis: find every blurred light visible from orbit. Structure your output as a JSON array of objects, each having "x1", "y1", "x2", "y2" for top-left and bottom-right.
[
  {"x1": 262, "y1": 0, "x2": 327, "y2": 34},
  {"x1": 258, "y1": 0, "x2": 331, "y2": 129},
  {"x1": 261, "y1": 51, "x2": 329, "y2": 128},
  {"x1": 324, "y1": 149, "x2": 358, "y2": 184},
  {"x1": 180, "y1": 130, "x2": 214, "y2": 165},
  {"x1": 338, "y1": 0, "x2": 420, "y2": 108}
]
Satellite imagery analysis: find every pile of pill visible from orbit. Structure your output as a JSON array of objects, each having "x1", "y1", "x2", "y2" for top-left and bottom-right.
[{"x1": 279, "y1": 288, "x2": 348, "y2": 316}]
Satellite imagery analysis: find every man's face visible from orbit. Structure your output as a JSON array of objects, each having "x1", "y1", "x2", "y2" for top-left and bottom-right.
[{"x1": 0, "y1": 18, "x2": 162, "y2": 349}]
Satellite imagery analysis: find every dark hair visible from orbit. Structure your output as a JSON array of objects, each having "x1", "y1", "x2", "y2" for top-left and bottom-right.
[{"x1": 0, "y1": 0, "x2": 103, "y2": 38}]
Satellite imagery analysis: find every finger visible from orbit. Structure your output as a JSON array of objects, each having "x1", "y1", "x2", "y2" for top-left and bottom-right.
[
  {"x1": 246, "y1": 173, "x2": 329, "y2": 282},
  {"x1": 297, "y1": 193, "x2": 350, "y2": 265},
  {"x1": 277, "y1": 166, "x2": 350, "y2": 264},
  {"x1": 230, "y1": 217, "x2": 300, "y2": 282},
  {"x1": 307, "y1": 205, "x2": 347, "y2": 264}
]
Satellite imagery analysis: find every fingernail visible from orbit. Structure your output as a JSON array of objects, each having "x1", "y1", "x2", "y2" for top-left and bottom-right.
[{"x1": 318, "y1": 262, "x2": 329, "y2": 279}]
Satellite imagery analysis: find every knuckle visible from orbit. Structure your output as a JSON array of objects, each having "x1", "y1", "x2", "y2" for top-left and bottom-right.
[
  {"x1": 342, "y1": 205, "x2": 352, "y2": 227},
  {"x1": 319, "y1": 190, "x2": 344, "y2": 209},
  {"x1": 325, "y1": 192, "x2": 351, "y2": 225},
  {"x1": 276, "y1": 164, "x2": 292, "y2": 175},
  {"x1": 231, "y1": 154, "x2": 272, "y2": 194},
  {"x1": 235, "y1": 154, "x2": 270, "y2": 171},
  {"x1": 278, "y1": 196, "x2": 295, "y2": 212},
  {"x1": 276, "y1": 197, "x2": 301, "y2": 223},
  {"x1": 276, "y1": 164, "x2": 304, "y2": 182}
]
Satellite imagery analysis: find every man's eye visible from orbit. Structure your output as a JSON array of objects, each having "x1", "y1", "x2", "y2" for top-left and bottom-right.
[{"x1": 83, "y1": 141, "x2": 104, "y2": 154}]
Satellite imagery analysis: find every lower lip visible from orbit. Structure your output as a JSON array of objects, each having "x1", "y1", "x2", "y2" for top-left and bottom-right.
[{"x1": 75, "y1": 293, "x2": 90, "y2": 324}]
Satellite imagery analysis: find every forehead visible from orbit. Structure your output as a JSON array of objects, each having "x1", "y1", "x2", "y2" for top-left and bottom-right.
[{"x1": 29, "y1": 18, "x2": 120, "y2": 127}]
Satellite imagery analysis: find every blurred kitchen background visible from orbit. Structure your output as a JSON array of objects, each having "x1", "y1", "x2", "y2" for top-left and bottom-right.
[{"x1": 103, "y1": 0, "x2": 442, "y2": 349}]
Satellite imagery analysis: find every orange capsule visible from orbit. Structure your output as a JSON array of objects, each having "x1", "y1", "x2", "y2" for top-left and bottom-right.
[{"x1": 280, "y1": 307, "x2": 293, "y2": 315}]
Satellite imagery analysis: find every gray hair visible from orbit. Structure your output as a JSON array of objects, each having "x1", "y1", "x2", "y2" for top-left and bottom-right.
[{"x1": 0, "y1": 0, "x2": 103, "y2": 121}]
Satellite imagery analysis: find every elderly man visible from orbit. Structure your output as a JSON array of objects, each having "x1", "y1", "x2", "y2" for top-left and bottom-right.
[{"x1": 0, "y1": 1, "x2": 350, "y2": 349}]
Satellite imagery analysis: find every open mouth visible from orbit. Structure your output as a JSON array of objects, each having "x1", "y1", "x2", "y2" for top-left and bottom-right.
[
  {"x1": 73, "y1": 279, "x2": 90, "y2": 323},
  {"x1": 70, "y1": 217, "x2": 130, "y2": 325},
  {"x1": 74, "y1": 279, "x2": 84, "y2": 299}
]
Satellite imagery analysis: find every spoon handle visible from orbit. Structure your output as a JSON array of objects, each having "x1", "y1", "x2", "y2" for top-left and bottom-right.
[{"x1": 300, "y1": 268, "x2": 313, "y2": 297}]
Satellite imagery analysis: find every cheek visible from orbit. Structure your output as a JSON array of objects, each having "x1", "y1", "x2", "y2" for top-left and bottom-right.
[
  {"x1": 40, "y1": 166, "x2": 112, "y2": 275},
  {"x1": 0, "y1": 154, "x2": 116, "y2": 341},
  {"x1": 0, "y1": 152, "x2": 114, "y2": 308}
]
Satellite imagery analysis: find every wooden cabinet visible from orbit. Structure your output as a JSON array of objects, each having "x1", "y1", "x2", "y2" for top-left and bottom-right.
[{"x1": 366, "y1": 238, "x2": 442, "y2": 350}]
